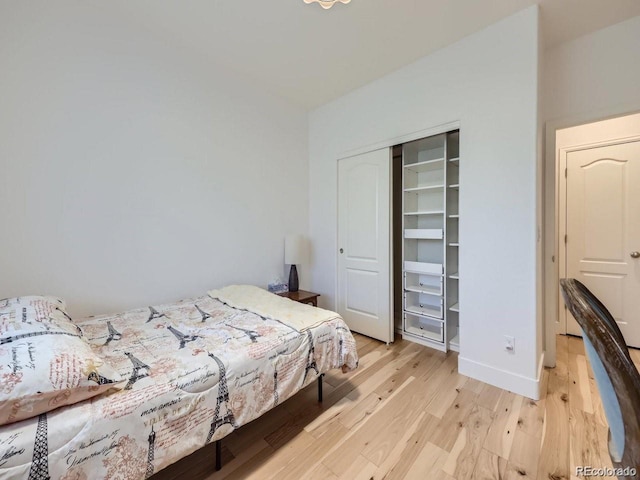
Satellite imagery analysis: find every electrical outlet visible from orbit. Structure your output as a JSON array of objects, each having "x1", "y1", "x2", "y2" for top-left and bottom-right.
[{"x1": 504, "y1": 335, "x2": 515, "y2": 353}]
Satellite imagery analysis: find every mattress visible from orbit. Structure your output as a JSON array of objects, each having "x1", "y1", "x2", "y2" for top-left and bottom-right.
[{"x1": 0, "y1": 288, "x2": 358, "y2": 479}]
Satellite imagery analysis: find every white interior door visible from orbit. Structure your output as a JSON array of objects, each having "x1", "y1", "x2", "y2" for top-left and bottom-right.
[
  {"x1": 337, "y1": 148, "x2": 393, "y2": 343},
  {"x1": 566, "y1": 140, "x2": 640, "y2": 347}
]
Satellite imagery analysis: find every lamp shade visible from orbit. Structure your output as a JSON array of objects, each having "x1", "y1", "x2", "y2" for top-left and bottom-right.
[{"x1": 285, "y1": 234, "x2": 305, "y2": 265}]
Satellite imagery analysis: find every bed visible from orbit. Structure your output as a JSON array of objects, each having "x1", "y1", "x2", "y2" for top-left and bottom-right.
[{"x1": 0, "y1": 285, "x2": 358, "y2": 480}]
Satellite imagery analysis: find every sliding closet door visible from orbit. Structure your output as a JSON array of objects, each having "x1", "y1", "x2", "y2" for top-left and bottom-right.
[{"x1": 337, "y1": 148, "x2": 393, "y2": 343}]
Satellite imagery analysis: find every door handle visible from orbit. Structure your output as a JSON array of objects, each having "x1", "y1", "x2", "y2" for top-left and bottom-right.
[
  {"x1": 631, "y1": 251, "x2": 640, "y2": 259},
  {"x1": 339, "y1": 248, "x2": 344, "y2": 254}
]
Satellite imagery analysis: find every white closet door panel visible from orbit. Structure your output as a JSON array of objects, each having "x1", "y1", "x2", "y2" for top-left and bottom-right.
[
  {"x1": 566, "y1": 141, "x2": 640, "y2": 347},
  {"x1": 338, "y1": 148, "x2": 392, "y2": 343}
]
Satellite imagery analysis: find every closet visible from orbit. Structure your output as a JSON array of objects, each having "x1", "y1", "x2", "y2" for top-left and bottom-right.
[
  {"x1": 337, "y1": 127, "x2": 459, "y2": 352},
  {"x1": 393, "y1": 130, "x2": 459, "y2": 352}
]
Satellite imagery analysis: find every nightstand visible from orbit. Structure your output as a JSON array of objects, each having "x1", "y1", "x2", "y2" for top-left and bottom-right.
[{"x1": 278, "y1": 290, "x2": 320, "y2": 307}]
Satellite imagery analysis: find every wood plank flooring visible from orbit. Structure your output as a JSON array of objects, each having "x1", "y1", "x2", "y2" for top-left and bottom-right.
[{"x1": 152, "y1": 334, "x2": 640, "y2": 480}]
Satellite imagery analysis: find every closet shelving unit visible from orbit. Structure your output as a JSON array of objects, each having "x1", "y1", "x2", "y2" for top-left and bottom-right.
[{"x1": 401, "y1": 130, "x2": 459, "y2": 352}]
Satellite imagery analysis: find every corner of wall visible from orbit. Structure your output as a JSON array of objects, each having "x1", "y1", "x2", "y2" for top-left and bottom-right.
[{"x1": 458, "y1": 352, "x2": 544, "y2": 400}]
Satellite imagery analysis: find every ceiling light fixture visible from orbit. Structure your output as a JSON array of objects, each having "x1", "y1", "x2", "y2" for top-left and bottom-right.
[{"x1": 303, "y1": 0, "x2": 350, "y2": 9}]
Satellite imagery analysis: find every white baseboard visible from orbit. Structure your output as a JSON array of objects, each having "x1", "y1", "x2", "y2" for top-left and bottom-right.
[{"x1": 458, "y1": 353, "x2": 545, "y2": 400}]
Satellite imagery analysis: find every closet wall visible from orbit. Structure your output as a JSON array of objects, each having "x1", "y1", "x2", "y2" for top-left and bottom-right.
[{"x1": 309, "y1": 7, "x2": 542, "y2": 398}]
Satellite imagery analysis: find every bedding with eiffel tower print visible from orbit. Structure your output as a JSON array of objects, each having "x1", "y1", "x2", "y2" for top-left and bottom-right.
[{"x1": 0, "y1": 286, "x2": 358, "y2": 480}]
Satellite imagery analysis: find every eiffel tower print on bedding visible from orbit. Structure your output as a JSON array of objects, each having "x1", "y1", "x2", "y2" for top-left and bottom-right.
[{"x1": 0, "y1": 285, "x2": 358, "y2": 480}]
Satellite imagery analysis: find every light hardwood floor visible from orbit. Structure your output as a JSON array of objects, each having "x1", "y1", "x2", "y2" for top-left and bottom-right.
[{"x1": 153, "y1": 334, "x2": 640, "y2": 480}]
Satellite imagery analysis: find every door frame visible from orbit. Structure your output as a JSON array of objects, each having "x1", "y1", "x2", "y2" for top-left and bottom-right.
[
  {"x1": 335, "y1": 120, "x2": 460, "y2": 343},
  {"x1": 545, "y1": 106, "x2": 640, "y2": 368},
  {"x1": 557, "y1": 135, "x2": 640, "y2": 334}
]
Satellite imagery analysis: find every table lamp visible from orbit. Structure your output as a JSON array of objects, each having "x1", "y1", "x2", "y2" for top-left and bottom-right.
[{"x1": 285, "y1": 234, "x2": 305, "y2": 292}]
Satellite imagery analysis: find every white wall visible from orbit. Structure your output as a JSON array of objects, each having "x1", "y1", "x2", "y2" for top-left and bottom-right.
[
  {"x1": 542, "y1": 15, "x2": 640, "y2": 366},
  {"x1": 544, "y1": 15, "x2": 640, "y2": 122},
  {"x1": 0, "y1": 3, "x2": 309, "y2": 317},
  {"x1": 309, "y1": 7, "x2": 542, "y2": 398}
]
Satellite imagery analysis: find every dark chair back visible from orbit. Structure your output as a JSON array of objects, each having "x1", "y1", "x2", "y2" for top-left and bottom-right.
[{"x1": 560, "y1": 278, "x2": 640, "y2": 479}]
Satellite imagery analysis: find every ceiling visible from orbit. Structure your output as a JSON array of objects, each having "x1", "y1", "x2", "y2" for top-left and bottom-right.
[{"x1": 104, "y1": 0, "x2": 640, "y2": 109}]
